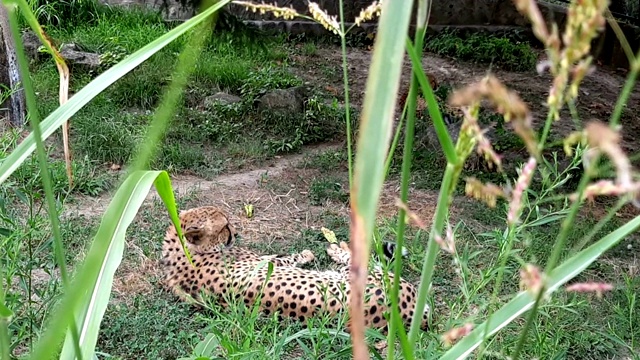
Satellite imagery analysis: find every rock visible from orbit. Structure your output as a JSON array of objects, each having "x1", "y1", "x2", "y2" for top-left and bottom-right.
[
  {"x1": 257, "y1": 86, "x2": 309, "y2": 115},
  {"x1": 19, "y1": 34, "x2": 101, "y2": 70},
  {"x1": 98, "y1": 0, "x2": 195, "y2": 20},
  {"x1": 203, "y1": 92, "x2": 242, "y2": 109},
  {"x1": 21, "y1": 30, "x2": 42, "y2": 61},
  {"x1": 59, "y1": 43, "x2": 102, "y2": 69}
]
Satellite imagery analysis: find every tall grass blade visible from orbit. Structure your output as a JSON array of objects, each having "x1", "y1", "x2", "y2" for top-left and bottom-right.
[
  {"x1": 0, "y1": 288, "x2": 12, "y2": 360},
  {"x1": 347, "y1": 0, "x2": 415, "y2": 358},
  {"x1": 5, "y1": 3, "x2": 86, "y2": 356},
  {"x1": 30, "y1": 171, "x2": 181, "y2": 360},
  {"x1": 0, "y1": 0, "x2": 231, "y2": 185},
  {"x1": 440, "y1": 214, "x2": 640, "y2": 359}
]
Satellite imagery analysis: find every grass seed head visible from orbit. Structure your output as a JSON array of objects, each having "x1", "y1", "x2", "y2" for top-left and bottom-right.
[
  {"x1": 519, "y1": 263, "x2": 545, "y2": 296},
  {"x1": 464, "y1": 177, "x2": 506, "y2": 208},
  {"x1": 308, "y1": 2, "x2": 341, "y2": 35},
  {"x1": 354, "y1": 1, "x2": 383, "y2": 26},
  {"x1": 450, "y1": 75, "x2": 537, "y2": 157},
  {"x1": 507, "y1": 157, "x2": 537, "y2": 226},
  {"x1": 441, "y1": 323, "x2": 474, "y2": 347},
  {"x1": 566, "y1": 282, "x2": 614, "y2": 299},
  {"x1": 232, "y1": 1, "x2": 299, "y2": 20}
]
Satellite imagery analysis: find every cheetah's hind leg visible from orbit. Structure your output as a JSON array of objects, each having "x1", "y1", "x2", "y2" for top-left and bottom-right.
[
  {"x1": 262, "y1": 249, "x2": 316, "y2": 267},
  {"x1": 326, "y1": 241, "x2": 351, "y2": 265}
]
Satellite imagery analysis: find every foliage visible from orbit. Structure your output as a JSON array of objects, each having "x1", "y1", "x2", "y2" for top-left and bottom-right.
[
  {"x1": 309, "y1": 177, "x2": 349, "y2": 205},
  {"x1": 17, "y1": 0, "x2": 109, "y2": 28},
  {"x1": 24, "y1": 5, "x2": 344, "y2": 178},
  {"x1": 239, "y1": 67, "x2": 303, "y2": 102},
  {"x1": 425, "y1": 29, "x2": 538, "y2": 72}
]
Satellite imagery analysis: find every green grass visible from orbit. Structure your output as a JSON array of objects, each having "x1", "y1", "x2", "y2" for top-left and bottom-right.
[
  {"x1": 23, "y1": 4, "x2": 346, "y2": 186},
  {"x1": 308, "y1": 176, "x2": 350, "y2": 206},
  {"x1": 424, "y1": 29, "x2": 538, "y2": 72},
  {"x1": 0, "y1": 129, "x2": 112, "y2": 198},
  {"x1": 97, "y1": 291, "x2": 209, "y2": 359},
  {"x1": 5, "y1": 191, "x2": 636, "y2": 359}
]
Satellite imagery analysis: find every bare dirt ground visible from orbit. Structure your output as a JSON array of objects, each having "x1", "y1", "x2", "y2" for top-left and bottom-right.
[{"x1": 63, "y1": 141, "x2": 451, "y2": 246}]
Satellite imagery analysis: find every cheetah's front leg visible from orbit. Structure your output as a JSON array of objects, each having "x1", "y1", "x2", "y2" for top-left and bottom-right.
[
  {"x1": 326, "y1": 241, "x2": 352, "y2": 266},
  {"x1": 326, "y1": 241, "x2": 388, "y2": 273},
  {"x1": 260, "y1": 249, "x2": 316, "y2": 267}
]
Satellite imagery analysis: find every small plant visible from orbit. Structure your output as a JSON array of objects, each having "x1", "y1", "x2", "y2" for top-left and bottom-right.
[
  {"x1": 0, "y1": 84, "x2": 18, "y2": 108},
  {"x1": 99, "y1": 47, "x2": 128, "y2": 69},
  {"x1": 193, "y1": 102, "x2": 246, "y2": 143},
  {"x1": 244, "y1": 203, "x2": 254, "y2": 218},
  {"x1": 301, "y1": 42, "x2": 318, "y2": 56},
  {"x1": 425, "y1": 29, "x2": 538, "y2": 72},
  {"x1": 239, "y1": 66, "x2": 303, "y2": 102},
  {"x1": 309, "y1": 177, "x2": 349, "y2": 205},
  {"x1": 300, "y1": 149, "x2": 348, "y2": 171}
]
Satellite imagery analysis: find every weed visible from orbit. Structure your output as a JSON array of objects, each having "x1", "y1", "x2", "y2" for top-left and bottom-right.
[
  {"x1": 301, "y1": 42, "x2": 318, "y2": 56},
  {"x1": 300, "y1": 149, "x2": 348, "y2": 171},
  {"x1": 260, "y1": 95, "x2": 348, "y2": 155},
  {"x1": 308, "y1": 177, "x2": 349, "y2": 206},
  {"x1": 239, "y1": 67, "x2": 303, "y2": 103},
  {"x1": 425, "y1": 29, "x2": 538, "y2": 72},
  {"x1": 191, "y1": 103, "x2": 246, "y2": 143}
]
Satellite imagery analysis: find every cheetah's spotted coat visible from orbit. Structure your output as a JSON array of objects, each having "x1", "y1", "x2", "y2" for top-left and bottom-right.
[{"x1": 160, "y1": 206, "x2": 430, "y2": 333}]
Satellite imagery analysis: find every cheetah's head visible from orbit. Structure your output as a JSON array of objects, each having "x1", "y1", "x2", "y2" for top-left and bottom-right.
[{"x1": 179, "y1": 206, "x2": 236, "y2": 251}]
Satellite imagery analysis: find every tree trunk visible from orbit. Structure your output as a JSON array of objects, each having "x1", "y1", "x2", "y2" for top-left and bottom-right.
[{"x1": 0, "y1": 3, "x2": 26, "y2": 128}]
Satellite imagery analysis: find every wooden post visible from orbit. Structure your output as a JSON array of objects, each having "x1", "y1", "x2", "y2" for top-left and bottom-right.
[{"x1": 0, "y1": 2, "x2": 26, "y2": 128}]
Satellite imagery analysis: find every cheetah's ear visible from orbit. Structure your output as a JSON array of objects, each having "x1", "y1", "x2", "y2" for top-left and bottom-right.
[
  {"x1": 184, "y1": 226, "x2": 205, "y2": 245},
  {"x1": 224, "y1": 225, "x2": 235, "y2": 247}
]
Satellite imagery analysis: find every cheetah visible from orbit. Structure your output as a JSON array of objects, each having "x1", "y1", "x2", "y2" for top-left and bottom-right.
[{"x1": 160, "y1": 206, "x2": 430, "y2": 333}]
